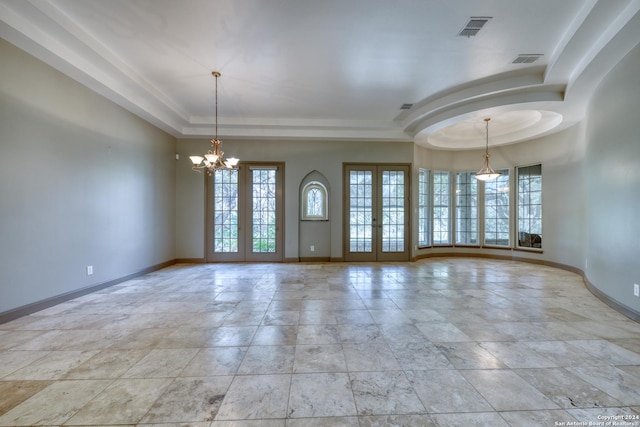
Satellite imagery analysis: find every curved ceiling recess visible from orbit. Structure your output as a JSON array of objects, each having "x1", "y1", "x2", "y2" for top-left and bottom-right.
[
  {"x1": 0, "y1": 0, "x2": 638, "y2": 148},
  {"x1": 423, "y1": 110, "x2": 563, "y2": 150},
  {"x1": 405, "y1": 67, "x2": 568, "y2": 149},
  {"x1": 408, "y1": 1, "x2": 640, "y2": 149}
]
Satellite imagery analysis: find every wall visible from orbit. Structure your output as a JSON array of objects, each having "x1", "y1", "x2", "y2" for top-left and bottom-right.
[
  {"x1": 0, "y1": 39, "x2": 176, "y2": 314},
  {"x1": 3, "y1": 30, "x2": 636, "y2": 319},
  {"x1": 178, "y1": 128, "x2": 588, "y2": 266},
  {"x1": 176, "y1": 138, "x2": 414, "y2": 260},
  {"x1": 585, "y1": 43, "x2": 640, "y2": 313},
  {"x1": 413, "y1": 123, "x2": 587, "y2": 270}
]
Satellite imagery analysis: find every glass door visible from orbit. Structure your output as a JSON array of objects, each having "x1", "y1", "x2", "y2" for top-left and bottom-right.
[
  {"x1": 206, "y1": 163, "x2": 283, "y2": 262},
  {"x1": 246, "y1": 166, "x2": 282, "y2": 262},
  {"x1": 344, "y1": 164, "x2": 410, "y2": 261}
]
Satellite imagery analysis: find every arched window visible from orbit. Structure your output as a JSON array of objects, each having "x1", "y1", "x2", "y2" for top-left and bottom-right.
[{"x1": 301, "y1": 181, "x2": 328, "y2": 220}]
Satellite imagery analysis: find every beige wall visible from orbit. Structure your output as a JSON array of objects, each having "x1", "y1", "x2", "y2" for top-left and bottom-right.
[{"x1": 0, "y1": 39, "x2": 176, "y2": 314}]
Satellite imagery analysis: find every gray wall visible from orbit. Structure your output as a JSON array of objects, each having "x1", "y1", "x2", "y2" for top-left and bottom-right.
[
  {"x1": 0, "y1": 39, "x2": 176, "y2": 314},
  {"x1": 178, "y1": 125, "x2": 589, "y2": 270},
  {"x1": 176, "y1": 138, "x2": 414, "y2": 261},
  {"x1": 413, "y1": 123, "x2": 588, "y2": 269},
  {"x1": 585, "y1": 44, "x2": 640, "y2": 313},
  {"x1": 3, "y1": 34, "x2": 639, "y2": 318}
]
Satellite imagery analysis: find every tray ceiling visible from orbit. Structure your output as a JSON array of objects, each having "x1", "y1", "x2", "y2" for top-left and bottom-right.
[{"x1": 1, "y1": 0, "x2": 638, "y2": 148}]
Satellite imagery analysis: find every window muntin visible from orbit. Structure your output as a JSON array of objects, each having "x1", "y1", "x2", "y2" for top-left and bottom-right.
[
  {"x1": 455, "y1": 171, "x2": 478, "y2": 245},
  {"x1": 301, "y1": 181, "x2": 328, "y2": 220},
  {"x1": 433, "y1": 171, "x2": 451, "y2": 245},
  {"x1": 517, "y1": 164, "x2": 542, "y2": 249},
  {"x1": 418, "y1": 168, "x2": 431, "y2": 247},
  {"x1": 251, "y1": 167, "x2": 277, "y2": 253},
  {"x1": 213, "y1": 169, "x2": 239, "y2": 253},
  {"x1": 484, "y1": 169, "x2": 510, "y2": 247},
  {"x1": 381, "y1": 170, "x2": 405, "y2": 252},
  {"x1": 349, "y1": 170, "x2": 373, "y2": 252}
]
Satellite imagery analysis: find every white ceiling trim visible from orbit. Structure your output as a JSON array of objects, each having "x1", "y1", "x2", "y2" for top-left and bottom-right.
[{"x1": 1, "y1": 0, "x2": 638, "y2": 146}]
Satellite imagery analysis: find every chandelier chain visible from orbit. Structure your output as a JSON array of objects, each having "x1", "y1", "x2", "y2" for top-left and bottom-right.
[
  {"x1": 189, "y1": 71, "x2": 239, "y2": 174},
  {"x1": 475, "y1": 117, "x2": 501, "y2": 181}
]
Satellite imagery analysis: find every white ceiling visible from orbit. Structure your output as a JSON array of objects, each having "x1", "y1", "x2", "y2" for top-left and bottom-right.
[{"x1": 1, "y1": 0, "x2": 639, "y2": 149}]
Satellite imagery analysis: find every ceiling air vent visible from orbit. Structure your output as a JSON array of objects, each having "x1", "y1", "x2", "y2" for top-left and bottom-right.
[
  {"x1": 400, "y1": 103, "x2": 413, "y2": 110},
  {"x1": 458, "y1": 17, "x2": 491, "y2": 37},
  {"x1": 512, "y1": 54, "x2": 543, "y2": 64}
]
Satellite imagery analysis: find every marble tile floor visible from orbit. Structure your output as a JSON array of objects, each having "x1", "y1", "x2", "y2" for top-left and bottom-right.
[{"x1": 1, "y1": 258, "x2": 640, "y2": 426}]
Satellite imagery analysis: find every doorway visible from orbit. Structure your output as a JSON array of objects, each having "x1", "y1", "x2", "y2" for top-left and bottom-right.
[
  {"x1": 206, "y1": 163, "x2": 284, "y2": 262},
  {"x1": 344, "y1": 164, "x2": 410, "y2": 261}
]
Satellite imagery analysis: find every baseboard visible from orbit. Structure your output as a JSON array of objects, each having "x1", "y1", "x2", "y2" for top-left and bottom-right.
[
  {"x1": 175, "y1": 258, "x2": 206, "y2": 264},
  {"x1": 4, "y1": 254, "x2": 637, "y2": 325},
  {"x1": 413, "y1": 252, "x2": 513, "y2": 262},
  {"x1": 412, "y1": 251, "x2": 640, "y2": 323},
  {"x1": 0, "y1": 259, "x2": 177, "y2": 325},
  {"x1": 584, "y1": 278, "x2": 640, "y2": 323},
  {"x1": 299, "y1": 257, "x2": 331, "y2": 262}
]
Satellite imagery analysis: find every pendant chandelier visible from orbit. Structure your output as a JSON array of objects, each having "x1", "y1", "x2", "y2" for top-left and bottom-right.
[
  {"x1": 475, "y1": 117, "x2": 501, "y2": 181},
  {"x1": 190, "y1": 71, "x2": 239, "y2": 174}
]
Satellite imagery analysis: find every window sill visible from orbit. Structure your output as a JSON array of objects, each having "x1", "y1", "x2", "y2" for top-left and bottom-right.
[{"x1": 514, "y1": 247, "x2": 544, "y2": 254}]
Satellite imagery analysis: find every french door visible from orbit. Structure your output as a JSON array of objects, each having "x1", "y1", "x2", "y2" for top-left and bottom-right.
[
  {"x1": 206, "y1": 163, "x2": 283, "y2": 262},
  {"x1": 344, "y1": 164, "x2": 410, "y2": 261}
]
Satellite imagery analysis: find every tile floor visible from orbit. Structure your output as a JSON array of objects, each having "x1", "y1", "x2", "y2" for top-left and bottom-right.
[{"x1": 1, "y1": 258, "x2": 640, "y2": 426}]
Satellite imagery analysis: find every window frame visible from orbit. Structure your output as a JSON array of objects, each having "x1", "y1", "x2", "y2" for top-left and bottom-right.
[
  {"x1": 455, "y1": 171, "x2": 479, "y2": 246},
  {"x1": 482, "y1": 168, "x2": 511, "y2": 248},
  {"x1": 516, "y1": 163, "x2": 543, "y2": 251},
  {"x1": 301, "y1": 181, "x2": 329, "y2": 221},
  {"x1": 432, "y1": 170, "x2": 452, "y2": 246},
  {"x1": 418, "y1": 168, "x2": 432, "y2": 248}
]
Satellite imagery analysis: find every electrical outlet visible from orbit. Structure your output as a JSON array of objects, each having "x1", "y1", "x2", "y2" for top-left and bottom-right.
[
  {"x1": 310, "y1": 245, "x2": 315, "y2": 252},
  {"x1": 634, "y1": 283, "x2": 639, "y2": 297},
  {"x1": 87, "y1": 265, "x2": 93, "y2": 276}
]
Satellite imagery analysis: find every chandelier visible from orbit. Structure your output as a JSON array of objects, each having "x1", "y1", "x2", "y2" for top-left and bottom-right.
[
  {"x1": 475, "y1": 117, "x2": 501, "y2": 181},
  {"x1": 190, "y1": 71, "x2": 239, "y2": 174}
]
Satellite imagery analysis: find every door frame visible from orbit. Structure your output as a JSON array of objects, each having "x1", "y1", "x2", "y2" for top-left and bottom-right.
[
  {"x1": 343, "y1": 163, "x2": 411, "y2": 262},
  {"x1": 205, "y1": 162, "x2": 284, "y2": 262}
]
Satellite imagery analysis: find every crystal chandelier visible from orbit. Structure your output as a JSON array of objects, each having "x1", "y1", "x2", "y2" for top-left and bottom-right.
[
  {"x1": 190, "y1": 71, "x2": 239, "y2": 174},
  {"x1": 475, "y1": 117, "x2": 501, "y2": 181}
]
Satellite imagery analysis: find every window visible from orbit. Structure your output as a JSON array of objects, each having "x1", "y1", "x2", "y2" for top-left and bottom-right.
[
  {"x1": 484, "y1": 169, "x2": 510, "y2": 246},
  {"x1": 433, "y1": 171, "x2": 451, "y2": 245},
  {"x1": 207, "y1": 163, "x2": 284, "y2": 262},
  {"x1": 517, "y1": 164, "x2": 542, "y2": 249},
  {"x1": 301, "y1": 181, "x2": 328, "y2": 220},
  {"x1": 252, "y1": 167, "x2": 278, "y2": 253},
  {"x1": 345, "y1": 164, "x2": 410, "y2": 261},
  {"x1": 213, "y1": 169, "x2": 239, "y2": 253},
  {"x1": 348, "y1": 170, "x2": 373, "y2": 252},
  {"x1": 381, "y1": 170, "x2": 405, "y2": 252},
  {"x1": 418, "y1": 169, "x2": 431, "y2": 247},
  {"x1": 455, "y1": 171, "x2": 478, "y2": 245}
]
